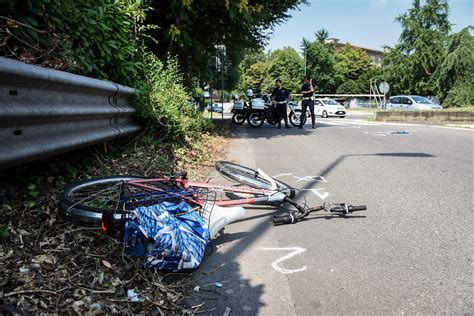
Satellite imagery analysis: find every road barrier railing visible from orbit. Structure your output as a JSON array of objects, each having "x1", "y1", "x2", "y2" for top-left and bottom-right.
[{"x1": 0, "y1": 57, "x2": 141, "y2": 170}]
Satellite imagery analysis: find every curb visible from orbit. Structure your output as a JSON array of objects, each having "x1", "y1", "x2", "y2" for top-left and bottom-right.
[{"x1": 375, "y1": 110, "x2": 474, "y2": 123}]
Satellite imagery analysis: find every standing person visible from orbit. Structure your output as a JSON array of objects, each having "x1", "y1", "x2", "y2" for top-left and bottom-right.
[
  {"x1": 300, "y1": 75, "x2": 316, "y2": 129},
  {"x1": 271, "y1": 79, "x2": 291, "y2": 129}
]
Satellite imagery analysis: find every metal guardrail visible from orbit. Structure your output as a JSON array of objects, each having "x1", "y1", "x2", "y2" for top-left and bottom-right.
[
  {"x1": 292, "y1": 93, "x2": 385, "y2": 98},
  {"x1": 0, "y1": 57, "x2": 141, "y2": 170}
]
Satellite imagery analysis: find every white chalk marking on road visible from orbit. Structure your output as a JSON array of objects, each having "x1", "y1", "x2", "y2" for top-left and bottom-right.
[
  {"x1": 293, "y1": 175, "x2": 327, "y2": 183},
  {"x1": 303, "y1": 188, "x2": 330, "y2": 200},
  {"x1": 259, "y1": 247, "x2": 307, "y2": 274}
]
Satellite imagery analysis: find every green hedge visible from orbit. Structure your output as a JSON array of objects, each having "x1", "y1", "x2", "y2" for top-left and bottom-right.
[{"x1": 134, "y1": 54, "x2": 211, "y2": 143}]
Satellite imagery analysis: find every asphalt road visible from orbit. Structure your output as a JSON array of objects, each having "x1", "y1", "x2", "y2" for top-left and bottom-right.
[{"x1": 189, "y1": 114, "x2": 473, "y2": 315}]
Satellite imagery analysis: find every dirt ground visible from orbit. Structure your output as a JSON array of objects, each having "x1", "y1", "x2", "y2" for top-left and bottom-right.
[{"x1": 0, "y1": 126, "x2": 231, "y2": 314}]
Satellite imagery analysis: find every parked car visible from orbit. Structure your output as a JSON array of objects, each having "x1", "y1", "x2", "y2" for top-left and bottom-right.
[
  {"x1": 207, "y1": 104, "x2": 223, "y2": 113},
  {"x1": 188, "y1": 96, "x2": 201, "y2": 111},
  {"x1": 386, "y1": 95, "x2": 442, "y2": 110},
  {"x1": 314, "y1": 98, "x2": 346, "y2": 118},
  {"x1": 347, "y1": 98, "x2": 374, "y2": 108}
]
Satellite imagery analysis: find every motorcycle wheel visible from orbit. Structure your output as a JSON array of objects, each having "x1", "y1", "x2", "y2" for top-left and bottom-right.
[
  {"x1": 289, "y1": 109, "x2": 305, "y2": 127},
  {"x1": 232, "y1": 113, "x2": 246, "y2": 125},
  {"x1": 248, "y1": 112, "x2": 265, "y2": 128}
]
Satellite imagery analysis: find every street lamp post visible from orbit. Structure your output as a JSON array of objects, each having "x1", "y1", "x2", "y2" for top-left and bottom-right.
[
  {"x1": 215, "y1": 44, "x2": 226, "y2": 120},
  {"x1": 304, "y1": 46, "x2": 306, "y2": 76},
  {"x1": 210, "y1": 68, "x2": 213, "y2": 119}
]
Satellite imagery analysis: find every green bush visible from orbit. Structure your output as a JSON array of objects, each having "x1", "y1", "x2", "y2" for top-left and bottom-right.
[
  {"x1": 1, "y1": 0, "x2": 144, "y2": 85},
  {"x1": 2, "y1": 0, "x2": 212, "y2": 143},
  {"x1": 134, "y1": 54, "x2": 211, "y2": 143}
]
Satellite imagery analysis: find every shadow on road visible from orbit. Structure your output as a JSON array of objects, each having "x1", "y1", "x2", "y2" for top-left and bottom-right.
[
  {"x1": 212, "y1": 117, "x2": 335, "y2": 140},
  {"x1": 187, "y1": 119, "x2": 435, "y2": 314}
]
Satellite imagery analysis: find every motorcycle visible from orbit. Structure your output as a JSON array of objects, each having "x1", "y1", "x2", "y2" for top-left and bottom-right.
[
  {"x1": 247, "y1": 96, "x2": 280, "y2": 128},
  {"x1": 288, "y1": 100, "x2": 309, "y2": 127},
  {"x1": 231, "y1": 92, "x2": 251, "y2": 125}
]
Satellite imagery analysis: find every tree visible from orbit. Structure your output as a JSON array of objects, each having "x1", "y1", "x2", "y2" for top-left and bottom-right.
[
  {"x1": 335, "y1": 44, "x2": 373, "y2": 81},
  {"x1": 337, "y1": 66, "x2": 382, "y2": 94},
  {"x1": 334, "y1": 44, "x2": 374, "y2": 93},
  {"x1": 240, "y1": 48, "x2": 268, "y2": 70},
  {"x1": 264, "y1": 47, "x2": 303, "y2": 93},
  {"x1": 244, "y1": 61, "x2": 268, "y2": 91},
  {"x1": 382, "y1": 0, "x2": 450, "y2": 95},
  {"x1": 315, "y1": 28, "x2": 329, "y2": 43},
  {"x1": 434, "y1": 27, "x2": 474, "y2": 107},
  {"x1": 302, "y1": 37, "x2": 338, "y2": 93},
  {"x1": 143, "y1": 0, "x2": 307, "y2": 87}
]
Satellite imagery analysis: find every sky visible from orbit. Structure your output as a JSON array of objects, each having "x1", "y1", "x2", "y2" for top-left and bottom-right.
[{"x1": 266, "y1": 0, "x2": 473, "y2": 53}]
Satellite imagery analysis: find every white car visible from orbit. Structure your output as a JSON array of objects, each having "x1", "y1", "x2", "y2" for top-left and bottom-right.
[
  {"x1": 386, "y1": 95, "x2": 442, "y2": 110},
  {"x1": 207, "y1": 104, "x2": 223, "y2": 113},
  {"x1": 314, "y1": 98, "x2": 346, "y2": 118}
]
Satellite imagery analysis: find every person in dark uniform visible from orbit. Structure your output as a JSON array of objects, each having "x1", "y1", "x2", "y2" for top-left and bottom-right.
[
  {"x1": 300, "y1": 75, "x2": 316, "y2": 129},
  {"x1": 271, "y1": 79, "x2": 291, "y2": 129}
]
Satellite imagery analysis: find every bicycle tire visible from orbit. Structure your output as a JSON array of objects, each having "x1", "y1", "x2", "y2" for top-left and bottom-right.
[
  {"x1": 59, "y1": 176, "x2": 192, "y2": 225},
  {"x1": 215, "y1": 161, "x2": 295, "y2": 198}
]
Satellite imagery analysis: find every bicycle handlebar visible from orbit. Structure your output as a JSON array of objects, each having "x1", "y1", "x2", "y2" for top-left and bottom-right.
[{"x1": 273, "y1": 202, "x2": 367, "y2": 226}]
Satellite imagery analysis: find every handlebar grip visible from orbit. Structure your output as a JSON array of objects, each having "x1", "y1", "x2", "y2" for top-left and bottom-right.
[
  {"x1": 349, "y1": 205, "x2": 367, "y2": 212},
  {"x1": 273, "y1": 216, "x2": 288, "y2": 226},
  {"x1": 273, "y1": 214, "x2": 297, "y2": 226}
]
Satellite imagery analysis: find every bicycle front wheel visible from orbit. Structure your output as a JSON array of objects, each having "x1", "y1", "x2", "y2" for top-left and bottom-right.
[
  {"x1": 215, "y1": 161, "x2": 295, "y2": 198},
  {"x1": 59, "y1": 176, "x2": 191, "y2": 225}
]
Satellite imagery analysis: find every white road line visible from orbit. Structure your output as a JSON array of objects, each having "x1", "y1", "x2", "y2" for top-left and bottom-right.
[
  {"x1": 431, "y1": 125, "x2": 474, "y2": 130},
  {"x1": 316, "y1": 121, "x2": 347, "y2": 126},
  {"x1": 318, "y1": 119, "x2": 381, "y2": 126},
  {"x1": 331, "y1": 119, "x2": 426, "y2": 127},
  {"x1": 372, "y1": 121, "x2": 424, "y2": 127}
]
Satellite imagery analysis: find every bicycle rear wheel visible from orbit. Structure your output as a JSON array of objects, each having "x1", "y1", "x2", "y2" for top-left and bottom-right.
[
  {"x1": 215, "y1": 161, "x2": 295, "y2": 198},
  {"x1": 59, "y1": 176, "x2": 196, "y2": 225}
]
